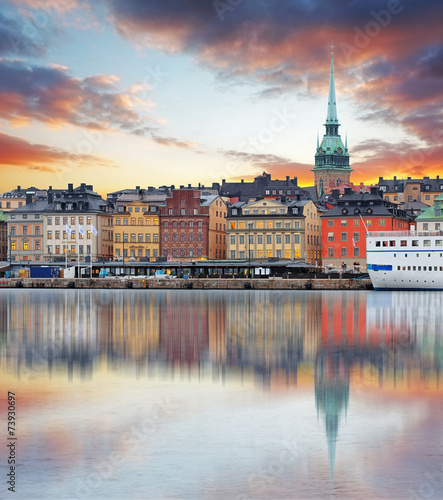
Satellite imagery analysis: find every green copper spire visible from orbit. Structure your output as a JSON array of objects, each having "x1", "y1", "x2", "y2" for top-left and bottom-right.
[{"x1": 326, "y1": 43, "x2": 338, "y2": 124}]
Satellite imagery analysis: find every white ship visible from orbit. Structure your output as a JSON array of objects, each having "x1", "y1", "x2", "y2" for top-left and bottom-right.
[{"x1": 366, "y1": 230, "x2": 443, "y2": 290}]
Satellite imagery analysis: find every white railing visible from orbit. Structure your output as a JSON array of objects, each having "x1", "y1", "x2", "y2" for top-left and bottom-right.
[{"x1": 367, "y1": 230, "x2": 443, "y2": 238}]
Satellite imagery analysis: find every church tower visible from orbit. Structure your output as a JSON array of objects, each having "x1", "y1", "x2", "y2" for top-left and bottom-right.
[{"x1": 313, "y1": 45, "x2": 352, "y2": 195}]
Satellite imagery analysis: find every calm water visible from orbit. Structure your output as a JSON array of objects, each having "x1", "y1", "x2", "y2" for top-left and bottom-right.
[{"x1": 0, "y1": 289, "x2": 442, "y2": 499}]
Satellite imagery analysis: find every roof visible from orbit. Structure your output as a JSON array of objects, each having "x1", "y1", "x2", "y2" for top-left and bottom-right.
[{"x1": 200, "y1": 195, "x2": 220, "y2": 206}]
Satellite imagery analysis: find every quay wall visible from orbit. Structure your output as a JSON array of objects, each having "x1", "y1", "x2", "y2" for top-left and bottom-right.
[{"x1": 0, "y1": 278, "x2": 373, "y2": 290}]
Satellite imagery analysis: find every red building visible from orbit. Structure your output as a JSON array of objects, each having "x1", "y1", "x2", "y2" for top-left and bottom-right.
[
  {"x1": 321, "y1": 187, "x2": 410, "y2": 272},
  {"x1": 160, "y1": 189, "x2": 227, "y2": 261}
]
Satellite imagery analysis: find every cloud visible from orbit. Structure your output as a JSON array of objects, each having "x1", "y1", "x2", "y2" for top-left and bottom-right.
[
  {"x1": 0, "y1": 59, "x2": 153, "y2": 134},
  {"x1": 151, "y1": 134, "x2": 198, "y2": 149},
  {"x1": 0, "y1": 131, "x2": 117, "y2": 171},
  {"x1": 0, "y1": 11, "x2": 48, "y2": 57}
]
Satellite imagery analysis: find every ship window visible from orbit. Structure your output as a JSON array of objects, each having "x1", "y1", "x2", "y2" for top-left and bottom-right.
[
  {"x1": 408, "y1": 266, "x2": 411, "y2": 271},
  {"x1": 389, "y1": 241, "x2": 396, "y2": 246},
  {"x1": 376, "y1": 241, "x2": 381, "y2": 247},
  {"x1": 402, "y1": 266, "x2": 406, "y2": 270},
  {"x1": 397, "y1": 266, "x2": 400, "y2": 270},
  {"x1": 405, "y1": 254, "x2": 408, "y2": 257},
  {"x1": 394, "y1": 254, "x2": 396, "y2": 258},
  {"x1": 428, "y1": 254, "x2": 431, "y2": 257},
  {"x1": 383, "y1": 241, "x2": 388, "y2": 247},
  {"x1": 412, "y1": 240, "x2": 419, "y2": 246},
  {"x1": 413, "y1": 266, "x2": 416, "y2": 271},
  {"x1": 436, "y1": 240, "x2": 442, "y2": 246},
  {"x1": 424, "y1": 240, "x2": 431, "y2": 246},
  {"x1": 418, "y1": 266, "x2": 421, "y2": 271},
  {"x1": 400, "y1": 240, "x2": 407, "y2": 246},
  {"x1": 440, "y1": 267, "x2": 443, "y2": 271},
  {"x1": 435, "y1": 266, "x2": 438, "y2": 271},
  {"x1": 424, "y1": 266, "x2": 427, "y2": 271},
  {"x1": 417, "y1": 254, "x2": 419, "y2": 258}
]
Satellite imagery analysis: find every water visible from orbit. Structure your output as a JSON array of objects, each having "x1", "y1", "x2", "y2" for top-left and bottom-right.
[{"x1": 0, "y1": 289, "x2": 442, "y2": 499}]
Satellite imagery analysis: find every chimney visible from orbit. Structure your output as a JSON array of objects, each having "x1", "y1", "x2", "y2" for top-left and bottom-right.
[
  {"x1": 370, "y1": 186, "x2": 379, "y2": 196},
  {"x1": 87, "y1": 185, "x2": 93, "y2": 191},
  {"x1": 241, "y1": 179, "x2": 244, "y2": 184},
  {"x1": 393, "y1": 176, "x2": 397, "y2": 181},
  {"x1": 136, "y1": 185, "x2": 140, "y2": 192},
  {"x1": 293, "y1": 177, "x2": 298, "y2": 185},
  {"x1": 80, "y1": 183, "x2": 86, "y2": 192},
  {"x1": 331, "y1": 189, "x2": 340, "y2": 199},
  {"x1": 17, "y1": 185, "x2": 21, "y2": 191},
  {"x1": 407, "y1": 177, "x2": 411, "y2": 180},
  {"x1": 344, "y1": 187, "x2": 353, "y2": 195},
  {"x1": 25, "y1": 191, "x2": 33, "y2": 205},
  {"x1": 188, "y1": 184, "x2": 191, "y2": 188},
  {"x1": 68, "y1": 183, "x2": 73, "y2": 192},
  {"x1": 437, "y1": 175, "x2": 440, "y2": 180},
  {"x1": 379, "y1": 177, "x2": 383, "y2": 182}
]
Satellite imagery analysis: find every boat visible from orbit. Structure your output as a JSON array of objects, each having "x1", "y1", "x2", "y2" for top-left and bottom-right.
[{"x1": 366, "y1": 230, "x2": 443, "y2": 290}]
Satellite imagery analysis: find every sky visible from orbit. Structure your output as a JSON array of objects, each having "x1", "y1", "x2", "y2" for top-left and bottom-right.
[{"x1": 0, "y1": 0, "x2": 442, "y2": 197}]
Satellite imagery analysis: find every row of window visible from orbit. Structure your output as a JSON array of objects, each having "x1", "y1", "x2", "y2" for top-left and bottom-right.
[
  {"x1": 375, "y1": 240, "x2": 443, "y2": 247},
  {"x1": 164, "y1": 233, "x2": 204, "y2": 242},
  {"x1": 422, "y1": 222, "x2": 441, "y2": 230},
  {"x1": 47, "y1": 231, "x2": 92, "y2": 240},
  {"x1": 47, "y1": 245, "x2": 92, "y2": 255},
  {"x1": 328, "y1": 232, "x2": 360, "y2": 243},
  {"x1": 115, "y1": 233, "x2": 159, "y2": 243},
  {"x1": 10, "y1": 240, "x2": 41, "y2": 251},
  {"x1": 230, "y1": 221, "x2": 302, "y2": 230},
  {"x1": 9, "y1": 225, "x2": 40, "y2": 235},
  {"x1": 47, "y1": 216, "x2": 94, "y2": 225},
  {"x1": 328, "y1": 247, "x2": 360, "y2": 257},
  {"x1": 164, "y1": 220, "x2": 203, "y2": 228},
  {"x1": 115, "y1": 218, "x2": 158, "y2": 226},
  {"x1": 230, "y1": 250, "x2": 302, "y2": 259},
  {"x1": 398, "y1": 266, "x2": 443, "y2": 271},
  {"x1": 117, "y1": 206, "x2": 155, "y2": 213},
  {"x1": 229, "y1": 234, "x2": 301, "y2": 245},
  {"x1": 115, "y1": 248, "x2": 158, "y2": 258}
]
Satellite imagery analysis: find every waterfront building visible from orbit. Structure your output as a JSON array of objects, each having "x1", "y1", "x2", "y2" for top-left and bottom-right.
[
  {"x1": 313, "y1": 47, "x2": 352, "y2": 195},
  {"x1": 377, "y1": 175, "x2": 443, "y2": 205},
  {"x1": 321, "y1": 187, "x2": 410, "y2": 272},
  {"x1": 7, "y1": 183, "x2": 113, "y2": 263},
  {"x1": 112, "y1": 190, "x2": 166, "y2": 261},
  {"x1": 227, "y1": 198, "x2": 321, "y2": 264},
  {"x1": 415, "y1": 193, "x2": 443, "y2": 231},
  {"x1": 160, "y1": 189, "x2": 227, "y2": 261}
]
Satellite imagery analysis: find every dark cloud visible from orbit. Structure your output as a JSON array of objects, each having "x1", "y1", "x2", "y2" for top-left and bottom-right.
[
  {"x1": 0, "y1": 59, "x2": 151, "y2": 133},
  {"x1": 151, "y1": 134, "x2": 197, "y2": 149}
]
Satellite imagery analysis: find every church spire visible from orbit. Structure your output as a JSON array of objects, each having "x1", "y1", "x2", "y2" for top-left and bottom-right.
[{"x1": 326, "y1": 42, "x2": 338, "y2": 124}]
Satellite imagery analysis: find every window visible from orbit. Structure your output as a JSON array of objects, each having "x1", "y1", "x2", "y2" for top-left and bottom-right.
[
  {"x1": 354, "y1": 247, "x2": 359, "y2": 257},
  {"x1": 257, "y1": 235, "x2": 263, "y2": 244},
  {"x1": 189, "y1": 221, "x2": 194, "y2": 228},
  {"x1": 328, "y1": 232, "x2": 334, "y2": 242},
  {"x1": 180, "y1": 233, "x2": 185, "y2": 242},
  {"x1": 47, "y1": 231, "x2": 52, "y2": 239},
  {"x1": 138, "y1": 234, "x2": 143, "y2": 242},
  {"x1": 294, "y1": 235, "x2": 300, "y2": 244},
  {"x1": 23, "y1": 241, "x2": 28, "y2": 250},
  {"x1": 146, "y1": 234, "x2": 151, "y2": 242},
  {"x1": 341, "y1": 247, "x2": 347, "y2": 257},
  {"x1": 327, "y1": 220, "x2": 334, "y2": 227},
  {"x1": 423, "y1": 223, "x2": 428, "y2": 230},
  {"x1": 181, "y1": 221, "x2": 185, "y2": 228},
  {"x1": 115, "y1": 233, "x2": 121, "y2": 242},
  {"x1": 189, "y1": 233, "x2": 194, "y2": 242},
  {"x1": 353, "y1": 232, "x2": 359, "y2": 242},
  {"x1": 239, "y1": 235, "x2": 245, "y2": 245},
  {"x1": 285, "y1": 235, "x2": 290, "y2": 244},
  {"x1": 230, "y1": 235, "x2": 235, "y2": 245},
  {"x1": 153, "y1": 234, "x2": 158, "y2": 242},
  {"x1": 55, "y1": 217, "x2": 60, "y2": 225},
  {"x1": 341, "y1": 232, "x2": 347, "y2": 242},
  {"x1": 168, "y1": 209, "x2": 173, "y2": 215},
  {"x1": 249, "y1": 235, "x2": 254, "y2": 244},
  {"x1": 266, "y1": 235, "x2": 272, "y2": 244},
  {"x1": 116, "y1": 218, "x2": 121, "y2": 226},
  {"x1": 379, "y1": 219, "x2": 385, "y2": 226},
  {"x1": 230, "y1": 250, "x2": 235, "y2": 259},
  {"x1": 47, "y1": 217, "x2": 52, "y2": 225},
  {"x1": 276, "y1": 235, "x2": 281, "y2": 244},
  {"x1": 23, "y1": 226, "x2": 28, "y2": 235},
  {"x1": 341, "y1": 220, "x2": 347, "y2": 226},
  {"x1": 328, "y1": 247, "x2": 334, "y2": 257},
  {"x1": 353, "y1": 219, "x2": 359, "y2": 227},
  {"x1": 198, "y1": 221, "x2": 202, "y2": 227}
]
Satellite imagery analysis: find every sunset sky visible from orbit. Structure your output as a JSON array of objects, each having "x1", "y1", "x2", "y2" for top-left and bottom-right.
[{"x1": 0, "y1": 0, "x2": 442, "y2": 196}]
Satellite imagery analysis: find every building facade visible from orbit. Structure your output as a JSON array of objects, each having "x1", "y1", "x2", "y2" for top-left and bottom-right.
[
  {"x1": 113, "y1": 191, "x2": 166, "y2": 261},
  {"x1": 313, "y1": 49, "x2": 352, "y2": 195},
  {"x1": 7, "y1": 184, "x2": 113, "y2": 263},
  {"x1": 160, "y1": 189, "x2": 227, "y2": 261},
  {"x1": 227, "y1": 198, "x2": 322, "y2": 264},
  {"x1": 321, "y1": 187, "x2": 410, "y2": 272},
  {"x1": 415, "y1": 193, "x2": 443, "y2": 231}
]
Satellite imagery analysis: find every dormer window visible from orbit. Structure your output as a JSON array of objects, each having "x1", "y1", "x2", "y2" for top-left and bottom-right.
[
  {"x1": 232, "y1": 209, "x2": 237, "y2": 215},
  {"x1": 425, "y1": 185, "x2": 431, "y2": 190}
]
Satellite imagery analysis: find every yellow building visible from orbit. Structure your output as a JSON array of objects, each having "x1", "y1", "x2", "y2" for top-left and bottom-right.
[
  {"x1": 113, "y1": 193, "x2": 166, "y2": 261},
  {"x1": 227, "y1": 198, "x2": 321, "y2": 265}
]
